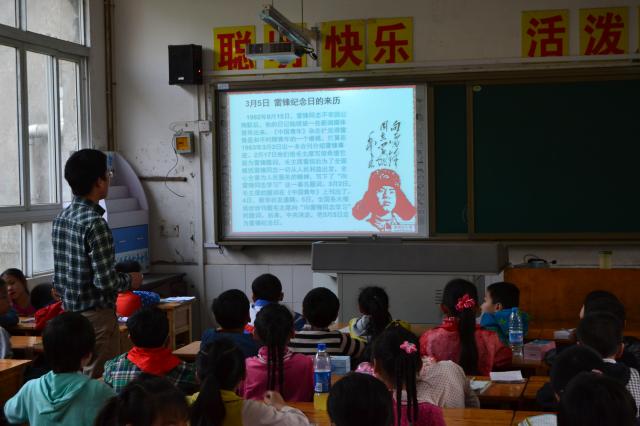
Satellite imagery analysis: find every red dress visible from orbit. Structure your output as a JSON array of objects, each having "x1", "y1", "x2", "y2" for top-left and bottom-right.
[{"x1": 419, "y1": 317, "x2": 512, "y2": 376}]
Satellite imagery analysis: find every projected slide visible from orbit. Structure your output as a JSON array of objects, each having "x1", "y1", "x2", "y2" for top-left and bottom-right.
[{"x1": 224, "y1": 85, "x2": 420, "y2": 237}]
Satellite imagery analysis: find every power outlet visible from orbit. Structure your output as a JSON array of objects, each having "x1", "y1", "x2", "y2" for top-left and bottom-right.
[
  {"x1": 198, "y1": 120, "x2": 211, "y2": 132},
  {"x1": 159, "y1": 221, "x2": 180, "y2": 238}
]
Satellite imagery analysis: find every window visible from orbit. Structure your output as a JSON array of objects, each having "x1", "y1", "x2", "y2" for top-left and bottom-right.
[{"x1": 0, "y1": 1, "x2": 88, "y2": 276}]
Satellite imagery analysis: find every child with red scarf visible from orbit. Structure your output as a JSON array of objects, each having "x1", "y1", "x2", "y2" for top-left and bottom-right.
[{"x1": 103, "y1": 306, "x2": 197, "y2": 393}]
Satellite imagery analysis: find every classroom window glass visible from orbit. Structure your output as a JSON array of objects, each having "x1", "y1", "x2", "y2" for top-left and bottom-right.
[
  {"x1": 59, "y1": 60, "x2": 80, "y2": 203},
  {"x1": 0, "y1": 225, "x2": 22, "y2": 271},
  {"x1": 32, "y1": 221, "x2": 53, "y2": 273},
  {"x1": 0, "y1": 1, "x2": 16, "y2": 27},
  {"x1": 0, "y1": 45, "x2": 21, "y2": 207},
  {"x1": 26, "y1": 0, "x2": 83, "y2": 44}
]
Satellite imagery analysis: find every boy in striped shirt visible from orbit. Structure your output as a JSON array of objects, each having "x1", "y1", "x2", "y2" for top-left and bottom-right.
[{"x1": 289, "y1": 288, "x2": 364, "y2": 358}]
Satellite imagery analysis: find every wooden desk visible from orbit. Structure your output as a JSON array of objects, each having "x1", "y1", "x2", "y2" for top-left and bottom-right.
[
  {"x1": 523, "y1": 376, "x2": 550, "y2": 401},
  {"x1": 140, "y1": 273, "x2": 187, "y2": 297},
  {"x1": 443, "y1": 408, "x2": 514, "y2": 426},
  {"x1": 289, "y1": 402, "x2": 331, "y2": 426},
  {"x1": 7, "y1": 316, "x2": 38, "y2": 336},
  {"x1": 158, "y1": 299, "x2": 195, "y2": 350},
  {"x1": 173, "y1": 340, "x2": 200, "y2": 362},
  {"x1": 475, "y1": 376, "x2": 527, "y2": 405},
  {"x1": 0, "y1": 359, "x2": 32, "y2": 406},
  {"x1": 512, "y1": 411, "x2": 555, "y2": 425},
  {"x1": 511, "y1": 356, "x2": 549, "y2": 377},
  {"x1": 10, "y1": 335, "x2": 43, "y2": 358}
]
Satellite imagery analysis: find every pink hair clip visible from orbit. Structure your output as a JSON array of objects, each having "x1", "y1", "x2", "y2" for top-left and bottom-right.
[
  {"x1": 400, "y1": 341, "x2": 417, "y2": 354},
  {"x1": 455, "y1": 294, "x2": 476, "y2": 312}
]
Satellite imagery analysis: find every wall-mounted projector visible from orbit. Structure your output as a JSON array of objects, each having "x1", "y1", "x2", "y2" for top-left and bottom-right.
[{"x1": 245, "y1": 42, "x2": 304, "y2": 65}]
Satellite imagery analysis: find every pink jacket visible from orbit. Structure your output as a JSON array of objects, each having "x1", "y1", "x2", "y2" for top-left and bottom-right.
[
  {"x1": 242, "y1": 346, "x2": 314, "y2": 402},
  {"x1": 394, "y1": 402, "x2": 446, "y2": 426}
]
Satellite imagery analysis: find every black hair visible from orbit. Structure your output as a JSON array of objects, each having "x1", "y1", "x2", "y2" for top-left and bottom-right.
[
  {"x1": 30, "y1": 283, "x2": 54, "y2": 310},
  {"x1": 358, "y1": 286, "x2": 392, "y2": 340},
  {"x1": 43, "y1": 312, "x2": 95, "y2": 373},
  {"x1": 557, "y1": 372, "x2": 637, "y2": 426},
  {"x1": 328, "y1": 372, "x2": 394, "y2": 426},
  {"x1": 64, "y1": 149, "x2": 108, "y2": 197},
  {"x1": 486, "y1": 281, "x2": 520, "y2": 309},
  {"x1": 94, "y1": 374, "x2": 189, "y2": 426},
  {"x1": 441, "y1": 279, "x2": 479, "y2": 375},
  {"x1": 191, "y1": 339, "x2": 246, "y2": 426},
  {"x1": 211, "y1": 289, "x2": 250, "y2": 329},
  {"x1": 372, "y1": 324, "x2": 422, "y2": 426},
  {"x1": 251, "y1": 273, "x2": 282, "y2": 302},
  {"x1": 0, "y1": 277, "x2": 7, "y2": 296},
  {"x1": 303, "y1": 287, "x2": 339, "y2": 328},
  {"x1": 254, "y1": 303, "x2": 293, "y2": 398},
  {"x1": 114, "y1": 261, "x2": 141, "y2": 274},
  {"x1": 1, "y1": 268, "x2": 29, "y2": 295},
  {"x1": 126, "y1": 306, "x2": 169, "y2": 348},
  {"x1": 551, "y1": 345, "x2": 604, "y2": 394},
  {"x1": 577, "y1": 312, "x2": 623, "y2": 358},
  {"x1": 583, "y1": 291, "x2": 626, "y2": 323}
]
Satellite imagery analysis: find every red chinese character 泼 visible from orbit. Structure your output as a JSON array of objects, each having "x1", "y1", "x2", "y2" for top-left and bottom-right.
[
  {"x1": 373, "y1": 23, "x2": 409, "y2": 63},
  {"x1": 584, "y1": 12, "x2": 624, "y2": 55},
  {"x1": 217, "y1": 31, "x2": 254, "y2": 70},
  {"x1": 325, "y1": 24, "x2": 363, "y2": 68},
  {"x1": 526, "y1": 15, "x2": 566, "y2": 57}
]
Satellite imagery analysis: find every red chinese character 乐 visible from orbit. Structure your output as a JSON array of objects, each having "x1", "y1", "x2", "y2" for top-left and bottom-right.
[
  {"x1": 373, "y1": 23, "x2": 409, "y2": 63},
  {"x1": 325, "y1": 24, "x2": 363, "y2": 68},
  {"x1": 526, "y1": 15, "x2": 566, "y2": 57},
  {"x1": 584, "y1": 12, "x2": 624, "y2": 55}
]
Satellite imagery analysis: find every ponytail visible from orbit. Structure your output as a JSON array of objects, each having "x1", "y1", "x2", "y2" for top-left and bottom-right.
[
  {"x1": 373, "y1": 324, "x2": 421, "y2": 426},
  {"x1": 442, "y1": 279, "x2": 479, "y2": 375},
  {"x1": 358, "y1": 286, "x2": 392, "y2": 340},
  {"x1": 191, "y1": 339, "x2": 246, "y2": 426},
  {"x1": 255, "y1": 303, "x2": 293, "y2": 399}
]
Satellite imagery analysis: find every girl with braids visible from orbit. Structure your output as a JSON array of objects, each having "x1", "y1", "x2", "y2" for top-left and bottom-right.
[
  {"x1": 419, "y1": 279, "x2": 511, "y2": 375},
  {"x1": 349, "y1": 286, "x2": 410, "y2": 344},
  {"x1": 372, "y1": 325, "x2": 445, "y2": 426},
  {"x1": 242, "y1": 303, "x2": 314, "y2": 402},
  {"x1": 190, "y1": 339, "x2": 310, "y2": 426}
]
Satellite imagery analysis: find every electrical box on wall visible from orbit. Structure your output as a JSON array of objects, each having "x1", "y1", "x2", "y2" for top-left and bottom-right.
[{"x1": 173, "y1": 132, "x2": 194, "y2": 154}]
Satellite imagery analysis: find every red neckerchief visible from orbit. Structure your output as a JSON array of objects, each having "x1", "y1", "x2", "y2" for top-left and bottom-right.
[
  {"x1": 438, "y1": 317, "x2": 481, "y2": 332},
  {"x1": 127, "y1": 346, "x2": 181, "y2": 375}
]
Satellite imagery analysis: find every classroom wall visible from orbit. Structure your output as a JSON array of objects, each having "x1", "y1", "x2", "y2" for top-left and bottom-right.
[{"x1": 107, "y1": 0, "x2": 640, "y2": 330}]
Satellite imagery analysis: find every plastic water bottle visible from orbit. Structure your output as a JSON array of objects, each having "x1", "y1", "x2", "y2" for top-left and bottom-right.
[
  {"x1": 313, "y1": 343, "x2": 332, "y2": 410},
  {"x1": 509, "y1": 308, "x2": 524, "y2": 358}
]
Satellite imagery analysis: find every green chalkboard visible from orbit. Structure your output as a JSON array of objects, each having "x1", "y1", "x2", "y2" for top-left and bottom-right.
[{"x1": 472, "y1": 79, "x2": 640, "y2": 234}]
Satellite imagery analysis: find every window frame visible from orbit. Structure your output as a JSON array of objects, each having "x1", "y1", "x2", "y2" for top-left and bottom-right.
[{"x1": 0, "y1": 0, "x2": 90, "y2": 277}]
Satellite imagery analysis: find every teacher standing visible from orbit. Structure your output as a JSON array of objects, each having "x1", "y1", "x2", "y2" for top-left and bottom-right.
[{"x1": 52, "y1": 149, "x2": 143, "y2": 378}]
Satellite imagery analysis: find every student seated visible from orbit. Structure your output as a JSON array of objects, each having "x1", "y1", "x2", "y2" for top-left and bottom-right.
[
  {"x1": 201, "y1": 289, "x2": 259, "y2": 358},
  {"x1": 349, "y1": 286, "x2": 410, "y2": 344},
  {"x1": 34, "y1": 287, "x2": 64, "y2": 331},
  {"x1": 103, "y1": 306, "x2": 197, "y2": 394},
  {"x1": 3, "y1": 312, "x2": 115, "y2": 425},
  {"x1": 372, "y1": 325, "x2": 445, "y2": 426},
  {"x1": 328, "y1": 372, "x2": 394, "y2": 426},
  {"x1": 190, "y1": 339, "x2": 310, "y2": 426},
  {"x1": 95, "y1": 374, "x2": 190, "y2": 426},
  {"x1": 534, "y1": 345, "x2": 605, "y2": 414},
  {"x1": 2, "y1": 268, "x2": 36, "y2": 316},
  {"x1": 558, "y1": 372, "x2": 637, "y2": 426},
  {"x1": 419, "y1": 279, "x2": 511, "y2": 375},
  {"x1": 0, "y1": 277, "x2": 13, "y2": 358},
  {"x1": 242, "y1": 303, "x2": 314, "y2": 402},
  {"x1": 289, "y1": 287, "x2": 365, "y2": 358},
  {"x1": 247, "y1": 273, "x2": 305, "y2": 332},
  {"x1": 114, "y1": 261, "x2": 160, "y2": 318},
  {"x1": 577, "y1": 312, "x2": 640, "y2": 416},
  {"x1": 480, "y1": 281, "x2": 529, "y2": 345}
]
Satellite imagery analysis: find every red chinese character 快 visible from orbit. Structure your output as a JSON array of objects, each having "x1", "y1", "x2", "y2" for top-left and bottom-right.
[
  {"x1": 373, "y1": 23, "x2": 409, "y2": 63},
  {"x1": 216, "y1": 31, "x2": 254, "y2": 70},
  {"x1": 584, "y1": 12, "x2": 625, "y2": 55},
  {"x1": 325, "y1": 24, "x2": 363, "y2": 68},
  {"x1": 526, "y1": 15, "x2": 566, "y2": 57}
]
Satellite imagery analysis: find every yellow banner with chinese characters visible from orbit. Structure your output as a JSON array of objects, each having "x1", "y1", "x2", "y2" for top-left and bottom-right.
[
  {"x1": 579, "y1": 7, "x2": 628, "y2": 55},
  {"x1": 521, "y1": 10, "x2": 569, "y2": 57},
  {"x1": 366, "y1": 17, "x2": 413, "y2": 64},
  {"x1": 213, "y1": 25, "x2": 256, "y2": 70},
  {"x1": 321, "y1": 20, "x2": 366, "y2": 72},
  {"x1": 263, "y1": 24, "x2": 307, "y2": 69}
]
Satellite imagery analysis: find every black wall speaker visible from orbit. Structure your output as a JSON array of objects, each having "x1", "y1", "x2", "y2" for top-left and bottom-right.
[{"x1": 168, "y1": 44, "x2": 203, "y2": 85}]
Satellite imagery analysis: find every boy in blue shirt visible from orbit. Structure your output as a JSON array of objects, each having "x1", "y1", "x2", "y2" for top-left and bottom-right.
[
  {"x1": 247, "y1": 274, "x2": 306, "y2": 332},
  {"x1": 480, "y1": 281, "x2": 529, "y2": 345},
  {"x1": 201, "y1": 289, "x2": 259, "y2": 358}
]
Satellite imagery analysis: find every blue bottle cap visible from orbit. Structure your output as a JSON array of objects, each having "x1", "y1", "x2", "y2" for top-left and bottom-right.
[{"x1": 317, "y1": 343, "x2": 326, "y2": 351}]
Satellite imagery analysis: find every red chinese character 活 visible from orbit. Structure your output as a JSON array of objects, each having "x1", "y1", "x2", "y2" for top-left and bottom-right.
[
  {"x1": 268, "y1": 30, "x2": 302, "y2": 68},
  {"x1": 373, "y1": 23, "x2": 409, "y2": 63},
  {"x1": 526, "y1": 15, "x2": 566, "y2": 57},
  {"x1": 325, "y1": 24, "x2": 363, "y2": 68},
  {"x1": 584, "y1": 12, "x2": 625, "y2": 55},
  {"x1": 216, "y1": 31, "x2": 254, "y2": 70}
]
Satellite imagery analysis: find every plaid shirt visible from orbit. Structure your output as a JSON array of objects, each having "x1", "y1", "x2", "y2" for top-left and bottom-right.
[
  {"x1": 52, "y1": 197, "x2": 131, "y2": 312},
  {"x1": 103, "y1": 352, "x2": 198, "y2": 394}
]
